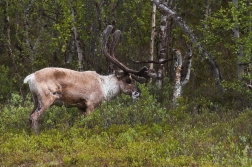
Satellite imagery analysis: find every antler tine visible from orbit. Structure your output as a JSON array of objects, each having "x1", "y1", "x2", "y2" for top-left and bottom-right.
[
  {"x1": 131, "y1": 74, "x2": 148, "y2": 84},
  {"x1": 110, "y1": 30, "x2": 121, "y2": 58},
  {"x1": 102, "y1": 25, "x2": 113, "y2": 51},
  {"x1": 102, "y1": 25, "x2": 141, "y2": 74}
]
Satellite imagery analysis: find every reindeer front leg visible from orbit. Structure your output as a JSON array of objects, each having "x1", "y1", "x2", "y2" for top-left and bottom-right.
[{"x1": 85, "y1": 102, "x2": 95, "y2": 117}]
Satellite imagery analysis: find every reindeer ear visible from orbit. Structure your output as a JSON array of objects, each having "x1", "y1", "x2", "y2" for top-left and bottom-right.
[{"x1": 115, "y1": 70, "x2": 127, "y2": 78}]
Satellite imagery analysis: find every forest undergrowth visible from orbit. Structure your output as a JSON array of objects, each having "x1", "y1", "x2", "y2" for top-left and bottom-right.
[{"x1": 0, "y1": 85, "x2": 252, "y2": 167}]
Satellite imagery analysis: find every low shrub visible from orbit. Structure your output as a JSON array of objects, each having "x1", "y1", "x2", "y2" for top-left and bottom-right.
[{"x1": 1, "y1": 85, "x2": 252, "y2": 166}]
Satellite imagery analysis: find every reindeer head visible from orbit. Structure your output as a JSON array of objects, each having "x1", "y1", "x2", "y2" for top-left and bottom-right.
[
  {"x1": 114, "y1": 71, "x2": 140, "y2": 99},
  {"x1": 102, "y1": 25, "x2": 157, "y2": 99}
]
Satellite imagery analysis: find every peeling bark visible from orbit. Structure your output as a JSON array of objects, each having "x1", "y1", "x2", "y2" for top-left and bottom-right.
[
  {"x1": 153, "y1": 0, "x2": 223, "y2": 90},
  {"x1": 172, "y1": 46, "x2": 192, "y2": 106},
  {"x1": 173, "y1": 50, "x2": 182, "y2": 106},
  {"x1": 182, "y1": 44, "x2": 193, "y2": 87}
]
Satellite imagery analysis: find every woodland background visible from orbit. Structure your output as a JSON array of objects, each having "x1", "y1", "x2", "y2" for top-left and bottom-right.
[{"x1": 0, "y1": 0, "x2": 252, "y2": 166}]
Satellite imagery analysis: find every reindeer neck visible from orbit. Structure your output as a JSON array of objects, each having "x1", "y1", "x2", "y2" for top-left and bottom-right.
[{"x1": 101, "y1": 74, "x2": 121, "y2": 101}]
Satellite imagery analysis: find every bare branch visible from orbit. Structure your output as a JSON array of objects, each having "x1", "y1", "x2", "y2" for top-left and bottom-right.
[{"x1": 131, "y1": 58, "x2": 173, "y2": 64}]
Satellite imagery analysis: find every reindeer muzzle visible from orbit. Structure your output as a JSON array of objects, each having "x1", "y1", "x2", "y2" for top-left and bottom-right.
[{"x1": 131, "y1": 87, "x2": 141, "y2": 99}]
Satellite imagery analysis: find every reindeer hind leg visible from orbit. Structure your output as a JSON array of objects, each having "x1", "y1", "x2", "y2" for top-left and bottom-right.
[
  {"x1": 30, "y1": 91, "x2": 58, "y2": 135},
  {"x1": 29, "y1": 92, "x2": 39, "y2": 125}
]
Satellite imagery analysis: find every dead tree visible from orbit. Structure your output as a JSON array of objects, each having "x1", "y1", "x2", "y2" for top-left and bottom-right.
[
  {"x1": 173, "y1": 45, "x2": 192, "y2": 106},
  {"x1": 153, "y1": 0, "x2": 223, "y2": 90}
]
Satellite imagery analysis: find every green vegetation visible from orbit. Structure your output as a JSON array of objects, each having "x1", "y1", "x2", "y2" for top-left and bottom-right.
[
  {"x1": 1, "y1": 0, "x2": 252, "y2": 166},
  {"x1": 1, "y1": 85, "x2": 252, "y2": 166}
]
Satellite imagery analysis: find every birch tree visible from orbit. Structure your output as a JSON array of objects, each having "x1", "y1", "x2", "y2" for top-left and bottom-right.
[
  {"x1": 149, "y1": 1, "x2": 156, "y2": 70},
  {"x1": 153, "y1": 0, "x2": 223, "y2": 90},
  {"x1": 172, "y1": 45, "x2": 192, "y2": 106},
  {"x1": 70, "y1": 0, "x2": 84, "y2": 71},
  {"x1": 24, "y1": 0, "x2": 46, "y2": 72},
  {"x1": 157, "y1": 0, "x2": 168, "y2": 89}
]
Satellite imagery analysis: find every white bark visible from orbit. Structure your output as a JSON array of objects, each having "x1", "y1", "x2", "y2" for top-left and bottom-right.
[
  {"x1": 172, "y1": 47, "x2": 192, "y2": 106},
  {"x1": 173, "y1": 50, "x2": 182, "y2": 106},
  {"x1": 149, "y1": 2, "x2": 156, "y2": 70},
  {"x1": 157, "y1": 0, "x2": 168, "y2": 89},
  {"x1": 182, "y1": 45, "x2": 192, "y2": 86}
]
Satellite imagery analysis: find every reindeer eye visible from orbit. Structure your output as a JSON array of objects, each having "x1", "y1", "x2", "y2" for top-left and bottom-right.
[{"x1": 126, "y1": 78, "x2": 131, "y2": 84}]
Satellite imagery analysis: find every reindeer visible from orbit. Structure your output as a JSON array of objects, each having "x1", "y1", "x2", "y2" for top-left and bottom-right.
[{"x1": 23, "y1": 25, "x2": 156, "y2": 134}]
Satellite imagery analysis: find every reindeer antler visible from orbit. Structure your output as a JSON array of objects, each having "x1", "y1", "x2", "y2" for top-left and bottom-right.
[{"x1": 102, "y1": 25, "x2": 157, "y2": 83}]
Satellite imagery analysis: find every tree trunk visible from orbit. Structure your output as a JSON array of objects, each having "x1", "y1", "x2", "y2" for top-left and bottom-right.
[
  {"x1": 157, "y1": 0, "x2": 168, "y2": 89},
  {"x1": 66, "y1": 40, "x2": 75, "y2": 64},
  {"x1": 70, "y1": 1, "x2": 84, "y2": 71},
  {"x1": 182, "y1": 44, "x2": 193, "y2": 87},
  {"x1": 149, "y1": 2, "x2": 156, "y2": 70},
  {"x1": 247, "y1": 0, "x2": 252, "y2": 84},
  {"x1": 173, "y1": 50, "x2": 183, "y2": 106},
  {"x1": 24, "y1": 0, "x2": 35, "y2": 72},
  {"x1": 172, "y1": 45, "x2": 192, "y2": 106},
  {"x1": 233, "y1": 0, "x2": 244, "y2": 79},
  {"x1": 153, "y1": 0, "x2": 223, "y2": 90},
  {"x1": 5, "y1": 1, "x2": 24, "y2": 102},
  {"x1": 24, "y1": 0, "x2": 45, "y2": 72}
]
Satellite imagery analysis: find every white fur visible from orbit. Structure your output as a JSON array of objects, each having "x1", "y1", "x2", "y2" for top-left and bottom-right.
[
  {"x1": 23, "y1": 73, "x2": 34, "y2": 84},
  {"x1": 101, "y1": 75, "x2": 121, "y2": 101},
  {"x1": 23, "y1": 73, "x2": 37, "y2": 93}
]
